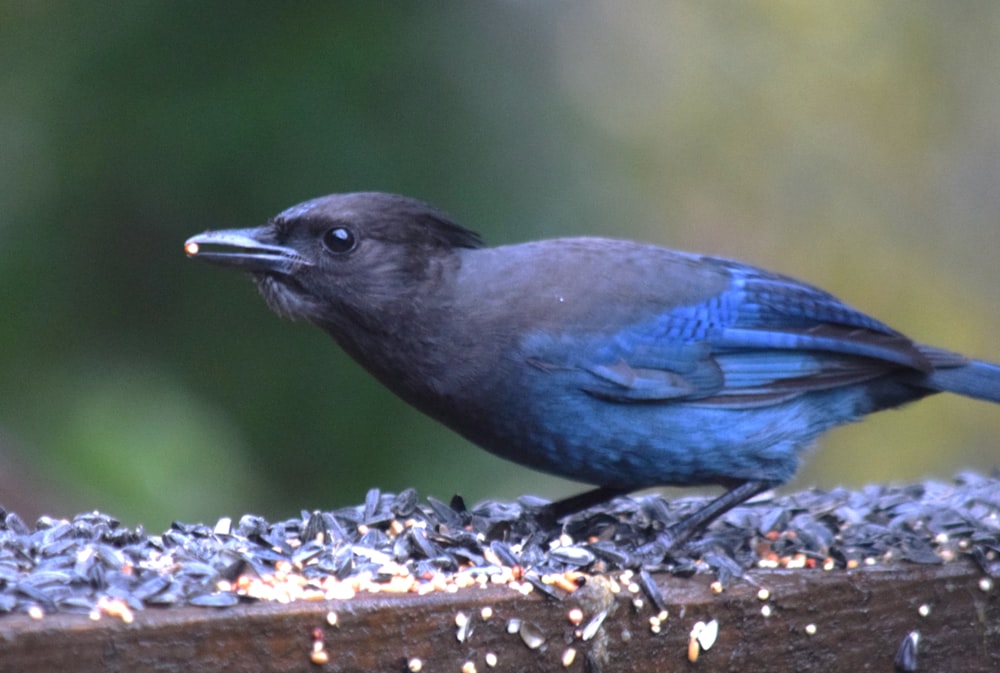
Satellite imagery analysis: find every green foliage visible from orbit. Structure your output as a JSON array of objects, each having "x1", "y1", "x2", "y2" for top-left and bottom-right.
[{"x1": 2, "y1": 3, "x2": 999, "y2": 528}]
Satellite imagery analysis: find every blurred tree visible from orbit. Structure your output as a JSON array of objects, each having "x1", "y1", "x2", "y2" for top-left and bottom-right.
[{"x1": 1, "y1": 2, "x2": 998, "y2": 528}]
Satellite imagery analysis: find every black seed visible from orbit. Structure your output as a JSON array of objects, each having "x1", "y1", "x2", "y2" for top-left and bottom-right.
[
  {"x1": 549, "y1": 546, "x2": 596, "y2": 568},
  {"x1": 4, "y1": 513, "x2": 29, "y2": 536},
  {"x1": 894, "y1": 631, "x2": 919, "y2": 672},
  {"x1": 235, "y1": 514, "x2": 270, "y2": 538},
  {"x1": 449, "y1": 494, "x2": 468, "y2": 514},
  {"x1": 391, "y1": 489, "x2": 419, "y2": 518},
  {"x1": 426, "y1": 497, "x2": 463, "y2": 531},
  {"x1": 57, "y1": 596, "x2": 97, "y2": 614},
  {"x1": 519, "y1": 620, "x2": 546, "y2": 649},
  {"x1": 190, "y1": 592, "x2": 240, "y2": 607},
  {"x1": 489, "y1": 541, "x2": 520, "y2": 568},
  {"x1": 363, "y1": 488, "x2": 382, "y2": 524},
  {"x1": 523, "y1": 573, "x2": 561, "y2": 600},
  {"x1": 637, "y1": 568, "x2": 666, "y2": 613},
  {"x1": 588, "y1": 542, "x2": 633, "y2": 568},
  {"x1": 132, "y1": 575, "x2": 171, "y2": 601},
  {"x1": 410, "y1": 528, "x2": 443, "y2": 560},
  {"x1": 303, "y1": 511, "x2": 346, "y2": 544}
]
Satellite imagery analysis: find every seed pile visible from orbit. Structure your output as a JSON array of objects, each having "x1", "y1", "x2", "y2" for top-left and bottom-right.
[{"x1": 0, "y1": 473, "x2": 997, "y2": 620}]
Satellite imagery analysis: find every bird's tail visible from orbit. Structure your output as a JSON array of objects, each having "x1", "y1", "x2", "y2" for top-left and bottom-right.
[{"x1": 921, "y1": 359, "x2": 1000, "y2": 404}]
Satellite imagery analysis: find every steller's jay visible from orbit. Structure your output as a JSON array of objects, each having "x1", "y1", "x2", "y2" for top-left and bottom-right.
[{"x1": 185, "y1": 192, "x2": 1000, "y2": 546}]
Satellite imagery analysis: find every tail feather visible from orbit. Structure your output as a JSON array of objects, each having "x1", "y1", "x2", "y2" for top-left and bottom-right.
[{"x1": 922, "y1": 359, "x2": 1000, "y2": 404}]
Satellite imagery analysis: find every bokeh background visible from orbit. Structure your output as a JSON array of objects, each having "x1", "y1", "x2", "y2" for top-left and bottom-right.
[{"x1": 2, "y1": 2, "x2": 999, "y2": 530}]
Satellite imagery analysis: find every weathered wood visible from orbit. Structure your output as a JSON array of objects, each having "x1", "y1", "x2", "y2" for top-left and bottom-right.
[{"x1": 0, "y1": 559, "x2": 995, "y2": 673}]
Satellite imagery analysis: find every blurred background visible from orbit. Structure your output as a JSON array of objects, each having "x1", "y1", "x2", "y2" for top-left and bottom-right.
[{"x1": 2, "y1": 2, "x2": 999, "y2": 530}]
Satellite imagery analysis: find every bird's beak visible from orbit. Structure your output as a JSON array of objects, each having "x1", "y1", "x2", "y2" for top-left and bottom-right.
[{"x1": 183, "y1": 227, "x2": 312, "y2": 275}]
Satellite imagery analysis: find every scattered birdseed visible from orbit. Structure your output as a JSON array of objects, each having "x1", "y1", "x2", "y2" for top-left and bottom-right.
[
  {"x1": 484, "y1": 652, "x2": 498, "y2": 668},
  {"x1": 461, "y1": 661, "x2": 477, "y2": 673},
  {"x1": 637, "y1": 568, "x2": 666, "y2": 613},
  {"x1": 687, "y1": 635, "x2": 700, "y2": 663},
  {"x1": 760, "y1": 605, "x2": 772, "y2": 618},
  {"x1": 519, "y1": 621, "x2": 546, "y2": 649},
  {"x1": 214, "y1": 517, "x2": 232, "y2": 536},
  {"x1": 0, "y1": 477, "x2": 997, "y2": 618},
  {"x1": 326, "y1": 611, "x2": 338, "y2": 626},
  {"x1": 481, "y1": 606, "x2": 494, "y2": 621},
  {"x1": 561, "y1": 647, "x2": 577, "y2": 667},
  {"x1": 804, "y1": 623, "x2": 817, "y2": 636},
  {"x1": 96, "y1": 597, "x2": 135, "y2": 624},
  {"x1": 455, "y1": 611, "x2": 470, "y2": 642},
  {"x1": 697, "y1": 619, "x2": 719, "y2": 650},
  {"x1": 310, "y1": 628, "x2": 328, "y2": 665},
  {"x1": 580, "y1": 609, "x2": 607, "y2": 641},
  {"x1": 894, "y1": 631, "x2": 919, "y2": 672},
  {"x1": 407, "y1": 657, "x2": 423, "y2": 672},
  {"x1": 978, "y1": 577, "x2": 993, "y2": 592},
  {"x1": 567, "y1": 607, "x2": 584, "y2": 625},
  {"x1": 757, "y1": 588, "x2": 770, "y2": 601},
  {"x1": 917, "y1": 604, "x2": 931, "y2": 617}
]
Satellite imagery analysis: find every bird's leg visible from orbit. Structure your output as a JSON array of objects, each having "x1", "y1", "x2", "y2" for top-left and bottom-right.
[
  {"x1": 664, "y1": 479, "x2": 777, "y2": 551},
  {"x1": 538, "y1": 486, "x2": 631, "y2": 526}
]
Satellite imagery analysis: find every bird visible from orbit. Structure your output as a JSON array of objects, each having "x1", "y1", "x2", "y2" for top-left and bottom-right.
[{"x1": 184, "y1": 192, "x2": 1000, "y2": 546}]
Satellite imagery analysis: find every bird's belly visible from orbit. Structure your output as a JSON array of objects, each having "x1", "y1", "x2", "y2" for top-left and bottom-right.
[{"x1": 459, "y1": 387, "x2": 867, "y2": 490}]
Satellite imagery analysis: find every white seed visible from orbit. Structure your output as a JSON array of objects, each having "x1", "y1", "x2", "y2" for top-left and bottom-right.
[
  {"x1": 697, "y1": 619, "x2": 719, "y2": 651},
  {"x1": 561, "y1": 648, "x2": 577, "y2": 667}
]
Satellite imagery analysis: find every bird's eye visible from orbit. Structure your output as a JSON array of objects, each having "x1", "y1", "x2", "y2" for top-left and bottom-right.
[{"x1": 322, "y1": 226, "x2": 357, "y2": 254}]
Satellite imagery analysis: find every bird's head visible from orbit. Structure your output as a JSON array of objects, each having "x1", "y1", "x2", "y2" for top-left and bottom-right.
[{"x1": 184, "y1": 192, "x2": 483, "y2": 329}]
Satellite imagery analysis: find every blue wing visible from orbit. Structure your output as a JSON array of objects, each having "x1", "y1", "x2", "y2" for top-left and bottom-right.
[{"x1": 528, "y1": 259, "x2": 960, "y2": 408}]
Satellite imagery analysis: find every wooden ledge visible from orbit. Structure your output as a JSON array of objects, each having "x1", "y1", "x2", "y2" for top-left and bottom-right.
[{"x1": 1, "y1": 558, "x2": 995, "y2": 672}]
